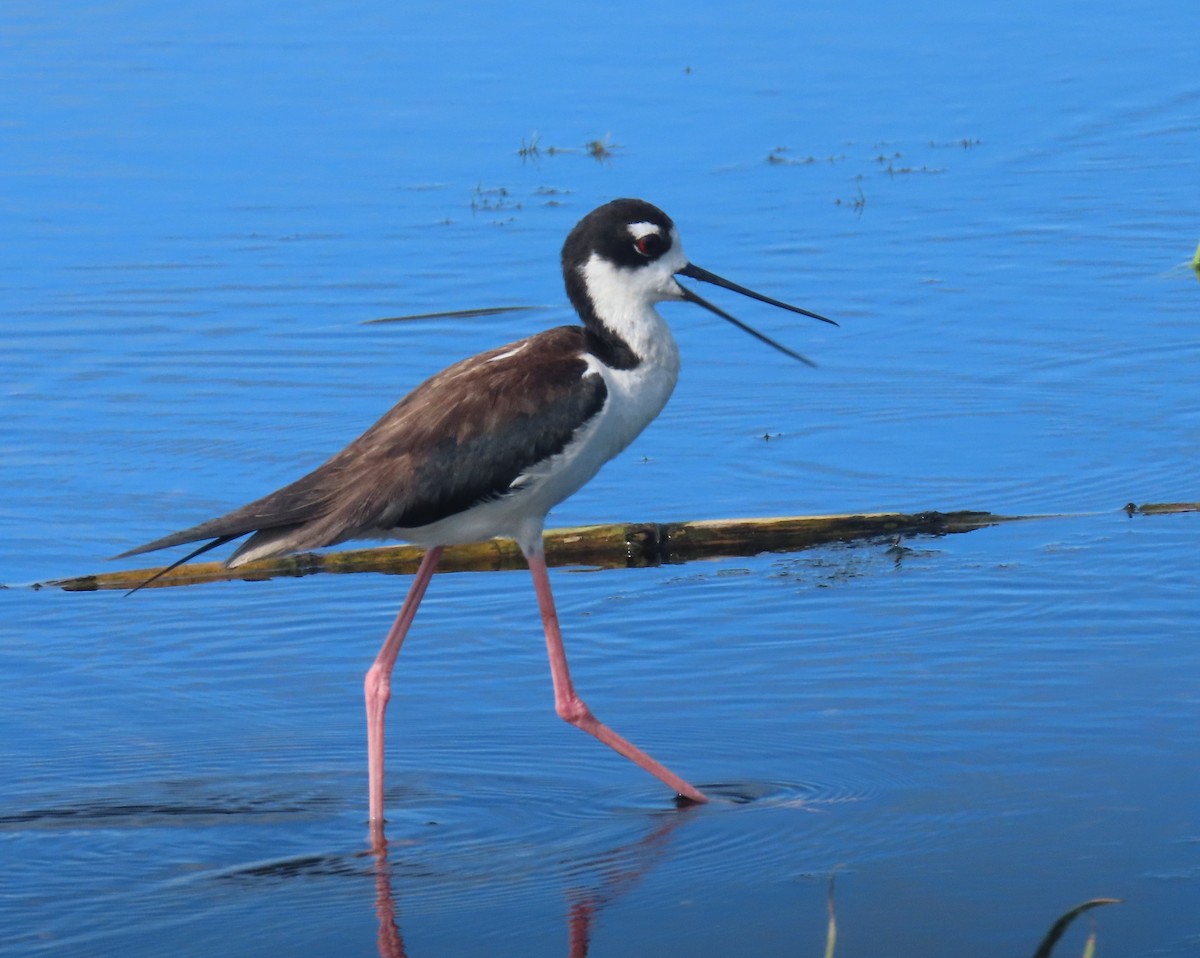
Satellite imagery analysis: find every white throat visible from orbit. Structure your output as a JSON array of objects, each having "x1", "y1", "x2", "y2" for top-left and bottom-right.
[{"x1": 577, "y1": 232, "x2": 688, "y2": 368}]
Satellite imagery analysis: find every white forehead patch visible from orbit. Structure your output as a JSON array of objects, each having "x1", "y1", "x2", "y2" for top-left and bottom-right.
[{"x1": 627, "y1": 221, "x2": 661, "y2": 240}]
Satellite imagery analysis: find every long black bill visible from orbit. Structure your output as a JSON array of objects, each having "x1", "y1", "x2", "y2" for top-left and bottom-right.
[{"x1": 675, "y1": 262, "x2": 836, "y2": 368}]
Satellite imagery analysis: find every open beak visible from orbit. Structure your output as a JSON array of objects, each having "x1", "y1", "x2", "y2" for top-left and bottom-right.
[{"x1": 675, "y1": 262, "x2": 836, "y2": 367}]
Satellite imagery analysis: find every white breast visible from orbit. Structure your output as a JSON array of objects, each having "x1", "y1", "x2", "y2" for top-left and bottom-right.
[{"x1": 399, "y1": 308, "x2": 681, "y2": 555}]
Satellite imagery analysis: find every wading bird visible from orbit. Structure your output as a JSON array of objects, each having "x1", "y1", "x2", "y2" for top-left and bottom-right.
[{"x1": 118, "y1": 198, "x2": 834, "y2": 825}]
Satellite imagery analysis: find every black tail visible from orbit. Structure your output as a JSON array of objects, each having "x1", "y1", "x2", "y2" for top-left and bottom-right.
[{"x1": 124, "y1": 535, "x2": 239, "y2": 597}]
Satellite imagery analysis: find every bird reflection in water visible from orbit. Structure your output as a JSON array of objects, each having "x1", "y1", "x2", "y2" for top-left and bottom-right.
[{"x1": 366, "y1": 807, "x2": 698, "y2": 958}]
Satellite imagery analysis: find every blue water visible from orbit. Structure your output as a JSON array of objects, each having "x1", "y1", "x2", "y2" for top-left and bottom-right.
[{"x1": 3, "y1": 2, "x2": 1199, "y2": 956}]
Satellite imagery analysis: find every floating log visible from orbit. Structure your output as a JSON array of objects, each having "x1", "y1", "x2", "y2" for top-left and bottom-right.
[
  {"x1": 42, "y1": 510, "x2": 1005, "y2": 592},
  {"x1": 36, "y1": 501, "x2": 1191, "y2": 593},
  {"x1": 1126, "y1": 501, "x2": 1199, "y2": 515}
]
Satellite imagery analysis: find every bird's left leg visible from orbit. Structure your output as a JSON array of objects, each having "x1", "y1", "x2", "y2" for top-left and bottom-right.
[{"x1": 524, "y1": 546, "x2": 707, "y2": 804}]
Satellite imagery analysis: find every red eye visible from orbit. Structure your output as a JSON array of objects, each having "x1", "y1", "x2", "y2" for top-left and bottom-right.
[{"x1": 634, "y1": 233, "x2": 665, "y2": 257}]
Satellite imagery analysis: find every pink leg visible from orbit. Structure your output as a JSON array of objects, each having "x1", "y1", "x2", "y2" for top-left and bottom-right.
[
  {"x1": 525, "y1": 547, "x2": 707, "y2": 804},
  {"x1": 365, "y1": 546, "x2": 443, "y2": 828}
]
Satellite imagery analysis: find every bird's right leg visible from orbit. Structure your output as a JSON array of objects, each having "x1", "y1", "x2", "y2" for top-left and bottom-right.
[{"x1": 365, "y1": 546, "x2": 443, "y2": 833}]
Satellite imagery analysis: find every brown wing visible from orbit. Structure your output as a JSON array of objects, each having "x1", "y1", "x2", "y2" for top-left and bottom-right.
[{"x1": 117, "y1": 325, "x2": 606, "y2": 564}]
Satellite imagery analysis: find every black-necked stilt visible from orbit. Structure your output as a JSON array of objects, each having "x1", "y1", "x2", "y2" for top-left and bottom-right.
[{"x1": 118, "y1": 198, "x2": 834, "y2": 824}]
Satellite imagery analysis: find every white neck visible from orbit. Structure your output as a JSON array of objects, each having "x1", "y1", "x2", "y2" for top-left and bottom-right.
[{"x1": 576, "y1": 232, "x2": 688, "y2": 368}]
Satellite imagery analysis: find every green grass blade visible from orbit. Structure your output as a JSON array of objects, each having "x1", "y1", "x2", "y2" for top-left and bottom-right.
[{"x1": 1031, "y1": 898, "x2": 1121, "y2": 958}]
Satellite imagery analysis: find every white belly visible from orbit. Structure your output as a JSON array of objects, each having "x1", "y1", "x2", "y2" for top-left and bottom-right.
[{"x1": 399, "y1": 325, "x2": 680, "y2": 555}]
